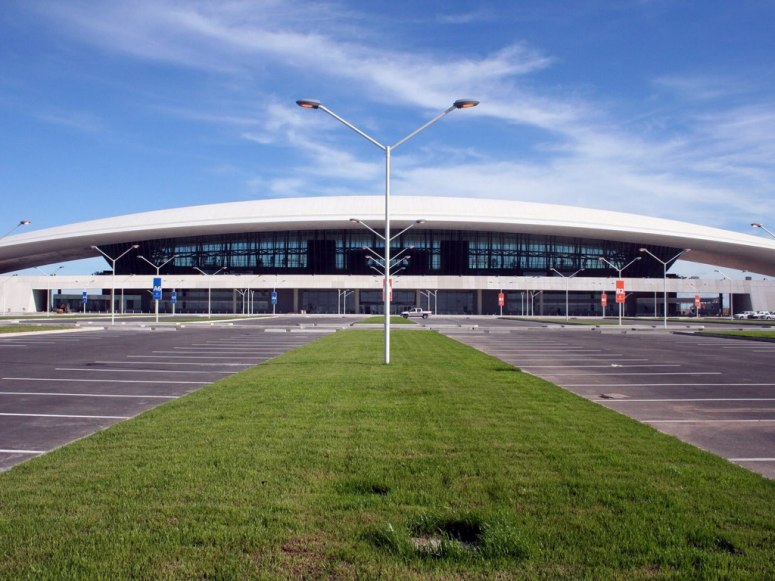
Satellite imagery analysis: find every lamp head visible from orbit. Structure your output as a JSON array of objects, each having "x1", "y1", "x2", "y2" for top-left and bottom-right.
[
  {"x1": 415, "y1": 219, "x2": 427, "y2": 224},
  {"x1": 349, "y1": 218, "x2": 360, "y2": 224},
  {"x1": 296, "y1": 99, "x2": 321, "y2": 109},
  {"x1": 132, "y1": 245, "x2": 139, "y2": 249},
  {"x1": 751, "y1": 223, "x2": 762, "y2": 228},
  {"x1": 453, "y1": 99, "x2": 479, "y2": 109},
  {"x1": 638, "y1": 248, "x2": 647, "y2": 252},
  {"x1": 20, "y1": 219, "x2": 31, "y2": 226}
]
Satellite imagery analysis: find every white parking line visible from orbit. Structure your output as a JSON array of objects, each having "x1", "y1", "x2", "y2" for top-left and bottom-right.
[
  {"x1": 646, "y1": 419, "x2": 775, "y2": 423},
  {"x1": 0, "y1": 413, "x2": 130, "y2": 419},
  {"x1": 3, "y1": 377, "x2": 208, "y2": 384},
  {"x1": 729, "y1": 458, "x2": 775, "y2": 462},
  {"x1": 0, "y1": 449, "x2": 45, "y2": 454},
  {"x1": 525, "y1": 364, "x2": 680, "y2": 369},
  {"x1": 541, "y1": 372, "x2": 722, "y2": 377},
  {"x1": 594, "y1": 398, "x2": 775, "y2": 403},
  {"x1": 130, "y1": 355, "x2": 269, "y2": 359},
  {"x1": 0, "y1": 391, "x2": 177, "y2": 399},
  {"x1": 55, "y1": 367, "x2": 234, "y2": 375},
  {"x1": 94, "y1": 360, "x2": 251, "y2": 366},
  {"x1": 566, "y1": 382, "x2": 775, "y2": 387}
]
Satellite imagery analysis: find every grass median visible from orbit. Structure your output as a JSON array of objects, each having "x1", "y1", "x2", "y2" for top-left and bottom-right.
[{"x1": 0, "y1": 330, "x2": 773, "y2": 578}]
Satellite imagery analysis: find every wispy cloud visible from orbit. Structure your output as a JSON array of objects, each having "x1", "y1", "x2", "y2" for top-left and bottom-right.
[{"x1": 35, "y1": 110, "x2": 105, "y2": 134}]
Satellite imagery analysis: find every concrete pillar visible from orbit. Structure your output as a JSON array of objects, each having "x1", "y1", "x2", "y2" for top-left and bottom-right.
[
  {"x1": 355, "y1": 289, "x2": 361, "y2": 313},
  {"x1": 476, "y1": 289, "x2": 483, "y2": 315},
  {"x1": 293, "y1": 288, "x2": 299, "y2": 313}
]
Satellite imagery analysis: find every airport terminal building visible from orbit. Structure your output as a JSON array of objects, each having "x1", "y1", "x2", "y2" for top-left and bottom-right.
[{"x1": 1, "y1": 196, "x2": 774, "y2": 316}]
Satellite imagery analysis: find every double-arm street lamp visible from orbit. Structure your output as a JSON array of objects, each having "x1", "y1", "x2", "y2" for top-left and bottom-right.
[
  {"x1": 1, "y1": 219, "x2": 31, "y2": 240},
  {"x1": 193, "y1": 266, "x2": 227, "y2": 319},
  {"x1": 751, "y1": 223, "x2": 775, "y2": 240},
  {"x1": 92, "y1": 244, "x2": 139, "y2": 325},
  {"x1": 549, "y1": 267, "x2": 585, "y2": 321},
  {"x1": 297, "y1": 98, "x2": 479, "y2": 363},
  {"x1": 33, "y1": 265, "x2": 63, "y2": 316},
  {"x1": 138, "y1": 255, "x2": 178, "y2": 323},
  {"x1": 714, "y1": 268, "x2": 735, "y2": 320},
  {"x1": 598, "y1": 256, "x2": 641, "y2": 326},
  {"x1": 638, "y1": 248, "x2": 691, "y2": 328}
]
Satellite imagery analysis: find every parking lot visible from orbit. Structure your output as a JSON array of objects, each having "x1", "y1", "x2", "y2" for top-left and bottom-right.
[
  {"x1": 0, "y1": 321, "x2": 328, "y2": 471},
  {"x1": 442, "y1": 322, "x2": 775, "y2": 479},
  {"x1": 3, "y1": 315, "x2": 774, "y2": 479}
]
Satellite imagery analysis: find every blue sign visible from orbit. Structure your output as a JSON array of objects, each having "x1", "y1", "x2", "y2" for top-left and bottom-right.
[
  {"x1": 171, "y1": 291, "x2": 177, "y2": 304},
  {"x1": 271, "y1": 291, "x2": 277, "y2": 305},
  {"x1": 81, "y1": 291, "x2": 88, "y2": 304},
  {"x1": 152, "y1": 277, "x2": 162, "y2": 301}
]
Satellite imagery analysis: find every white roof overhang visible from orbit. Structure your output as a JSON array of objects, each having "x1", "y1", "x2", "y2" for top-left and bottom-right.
[{"x1": 1, "y1": 196, "x2": 774, "y2": 275}]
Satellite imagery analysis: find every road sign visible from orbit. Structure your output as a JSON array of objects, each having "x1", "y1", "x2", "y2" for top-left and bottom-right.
[
  {"x1": 81, "y1": 291, "x2": 88, "y2": 304},
  {"x1": 615, "y1": 279, "x2": 625, "y2": 304},
  {"x1": 601, "y1": 292, "x2": 608, "y2": 307},
  {"x1": 152, "y1": 277, "x2": 162, "y2": 301},
  {"x1": 170, "y1": 291, "x2": 177, "y2": 304},
  {"x1": 271, "y1": 291, "x2": 278, "y2": 305},
  {"x1": 498, "y1": 292, "x2": 505, "y2": 307}
]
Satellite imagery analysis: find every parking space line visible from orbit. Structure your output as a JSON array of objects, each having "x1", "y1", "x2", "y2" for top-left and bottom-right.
[
  {"x1": 0, "y1": 449, "x2": 45, "y2": 454},
  {"x1": 729, "y1": 458, "x2": 775, "y2": 462},
  {"x1": 95, "y1": 360, "x2": 251, "y2": 366},
  {"x1": 3, "y1": 377, "x2": 208, "y2": 384},
  {"x1": 593, "y1": 398, "x2": 775, "y2": 403},
  {"x1": 566, "y1": 382, "x2": 775, "y2": 387},
  {"x1": 0, "y1": 392, "x2": 177, "y2": 399},
  {"x1": 0, "y1": 413, "x2": 130, "y2": 419},
  {"x1": 55, "y1": 367, "x2": 234, "y2": 375},
  {"x1": 538, "y1": 372, "x2": 722, "y2": 377},
  {"x1": 646, "y1": 419, "x2": 775, "y2": 423},
  {"x1": 130, "y1": 355, "x2": 266, "y2": 359},
  {"x1": 525, "y1": 364, "x2": 679, "y2": 369}
]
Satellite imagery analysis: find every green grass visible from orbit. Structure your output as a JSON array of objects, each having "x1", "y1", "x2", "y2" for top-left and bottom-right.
[
  {"x1": 0, "y1": 331, "x2": 773, "y2": 579},
  {"x1": 357, "y1": 315, "x2": 416, "y2": 324},
  {"x1": 0, "y1": 325, "x2": 69, "y2": 334}
]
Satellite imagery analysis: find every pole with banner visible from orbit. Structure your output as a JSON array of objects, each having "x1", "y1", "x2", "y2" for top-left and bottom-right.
[
  {"x1": 152, "y1": 277, "x2": 162, "y2": 323},
  {"x1": 171, "y1": 290, "x2": 177, "y2": 317},
  {"x1": 615, "y1": 279, "x2": 625, "y2": 326},
  {"x1": 601, "y1": 292, "x2": 607, "y2": 318},
  {"x1": 498, "y1": 291, "x2": 505, "y2": 316},
  {"x1": 81, "y1": 291, "x2": 88, "y2": 314},
  {"x1": 694, "y1": 294, "x2": 701, "y2": 318}
]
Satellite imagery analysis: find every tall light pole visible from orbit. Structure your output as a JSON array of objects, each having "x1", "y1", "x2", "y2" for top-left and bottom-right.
[
  {"x1": 297, "y1": 98, "x2": 479, "y2": 363},
  {"x1": 751, "y1": 223, "x2": 775, "y2": 240},
  {"x1": 714, "y1": 268, "x2": 735, "y2": 320},
  {"x1": 138, "y1": 255, "x2": 178, "y2": 323},
  {"x1": 598, "y1": 256, "x2": 641, "y2": 326},
  {"x1": 33, "y1": 265, "x2": 63, "y2": 316},
  {"x1": 1, "y1": 219, "x2": 31, "y2": 240},
  {"x1": 92, "y1": 245, "x2": 139, "y2": 325},
  {"x1": 193, "y1": 266, "x2": 226, "y2": 319},
  {"x1": 549, "y1": 267, "x2": 585, "y2": 320},
  {"x1": 639, "y1": 248, "x2": 691, "y2": 328}
]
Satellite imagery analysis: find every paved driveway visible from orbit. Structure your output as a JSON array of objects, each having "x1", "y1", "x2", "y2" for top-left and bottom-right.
[{"x1": 442, "y1": 325, "x2": 775, "y2": 479}]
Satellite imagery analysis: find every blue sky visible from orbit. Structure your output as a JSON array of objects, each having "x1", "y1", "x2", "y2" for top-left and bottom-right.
[{"x1": 2, "y1": 1, "x2": 774, "y2": 276}]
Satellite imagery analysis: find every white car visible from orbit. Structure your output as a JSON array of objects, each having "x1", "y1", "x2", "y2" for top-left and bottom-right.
[
  {"x1": 733, "y1": 311, "x2": 756, "y2": 320},
  {"x1": 401, "y1": 307, "x2": 432, "y2": 319},
  {"x1": 752, "y1": 311, "x2": 772, "y2": 319}
]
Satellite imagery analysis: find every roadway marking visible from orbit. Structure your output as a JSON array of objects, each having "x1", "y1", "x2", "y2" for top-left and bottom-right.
[
  {"x1": 0, "y1": 413, "x2": 130, "y2": 419},
  {"x1": 0, "y1": 391, "x2": 178, "y2": 399},
  {"x1": 729, "y1": 458, "x2": 775, "y2": 462},
  {"x1": 525, "y1": 364, "x2": 680, "y2": 369},
  {"x1": 0, "y1": 449, "x2": 45, "y2": 454},
  {"x1": 566, "y1": 382, "x2": 775, "y2": 387},
  {"x1": 94, "y1": 360, "x2": 252, "y2": 367},
  {"x1": 129, "y1": 355, "x2": 269, "y2": 359},
  {"x1": 3, "y1": 377, "x2": 208, "y2": 385},
  {"x1": 594, "y1": 398, "x2": 775, "y2": 403},
  {"x1": 538, "y1": 372, "x2": 722, "y2": 377},
  {"x1": 646, "y1": 419, "x2": 775, "y2": 423},
  {"x1": 55, "y1": 367, "x2": 234, "y2": 375}
]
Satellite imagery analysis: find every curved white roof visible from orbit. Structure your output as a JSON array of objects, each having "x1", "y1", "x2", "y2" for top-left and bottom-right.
[{"x1": 2, "y1": 195, "x2": 774, "y2": 275}]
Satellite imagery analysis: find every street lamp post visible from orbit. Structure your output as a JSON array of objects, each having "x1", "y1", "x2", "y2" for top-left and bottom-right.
[
  {"x1": 91, "y1": 245, "x2": 139, "y2": 325},
  {"x1": 297, "y1": 97, "x2": 478, "y2": 363},
  {"x1": 638, "y1": 248, "x2": 691, "y2": 328},
  {"x1": 751, "y1": 223, "x2": 775, "y2": 240},
  {"x1": 549, "y1": 267, "x2": 585, "y2": 321},
  {"x1": 598, "y1": 256, "x2": 641, "y2": 326},
  {"x1": 714, "y1": 268, "x2": 735, "y2": 320},
  {"x1": 137, "y1": 255, "x2": 178, "y2": 323},
  {"x1": 1, "y1": 219, "x2": 31, "y2": 240},
  {"x1": 33, "y1": 265, "x2": 63, "y2": 316},
  {"x1": 193, "y1": 266, "x2": 226, "y2": 319}
]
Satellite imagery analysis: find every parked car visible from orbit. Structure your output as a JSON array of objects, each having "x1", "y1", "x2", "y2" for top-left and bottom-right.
[
  {"x1": 733, "y1": 311, "x2": 756, "y2": 320},
  {"x1": 401, "y1": 306, "x2": 432, "y2": 319},
  {"x1": 752, "y1": 311, "x2": 773, "y2": 319}
]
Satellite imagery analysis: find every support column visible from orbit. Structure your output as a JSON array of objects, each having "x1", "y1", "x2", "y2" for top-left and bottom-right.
[
  {"x1": 354, "y1": 289, "x2": 361, "y2": 313},
  {"x1": 476, "y1": 289, "x2": 483, "y2": 315},
  {"x1": 293, "y1": 288, "x2": 299, "y2": 313}
]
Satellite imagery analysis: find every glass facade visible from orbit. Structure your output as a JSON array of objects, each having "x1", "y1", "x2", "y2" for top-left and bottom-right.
[{"x1": 103, "y1": 228, "x2": 680, "y2": 279}]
